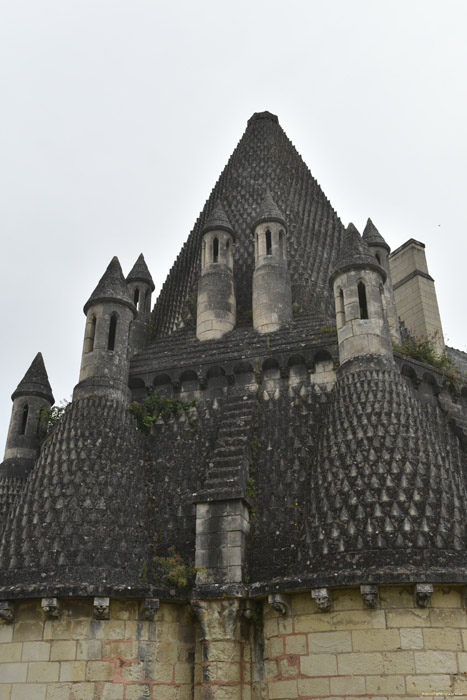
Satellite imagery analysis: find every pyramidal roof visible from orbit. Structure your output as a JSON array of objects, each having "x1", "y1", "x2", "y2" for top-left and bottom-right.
[
  {"x1": 362, "y1": 217, "x2": 390, "y2": 252},
  {"x1": 126, "y1": 253, "x2": 155, "y2": 291},
  {"x1": 251, "y1": 192, "x2": 286, "y2": 229},
  {"x1": 12, "y1": 353, "x2": 54, "y2": 404},
  {"x1": 84, "y1": 256, "x2": 135, "y2": 314},
  {"x1": 202, "y1": 201, "x2": 235, "y2": 236},
  {"x1": 151, "y1": 111, "x2": 345, "y2": 338},
  {"x1": 331, "y1": 223, "x2": 386, "y2": 283}
]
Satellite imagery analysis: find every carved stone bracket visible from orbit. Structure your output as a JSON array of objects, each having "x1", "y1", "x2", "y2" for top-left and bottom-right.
[
  {"x1": 280, "y1": 367, "x2": 290, "y2": 380},
  {"x1": 243, "y1": 599, "x2": 260, "y2": 620},
  {"x1": 191, "y1": 599, "x2": 242, "y2": 641},
  {"x1": 93, "y1": 596, "x2": 110, "y2": 620},
  {"x1": 227, "y1": 374, "x2": 235, "y2": 386},
  {"x1": 267, "y1": 593, "x2": 291, "y2": 616},
  {"x1": 415, "y1": 583, "x2": 433, "y2": 608},
  {"x1": 312, "y1": 587, "x2": 331, "y2": 612},
  {"x1": 172, "y1": 381, "x2": 181, "y2": 393},
  {"x1": 41, "y1": 598, "x2": 60, "y2": 619},
  {"x1": 139, "y1": 598, "x2": 160, "y2": 621},
  {"x1": 0, "y1": 601, "x2": 15, "y2": 624},
  {"x1": 360, "y1": 585, "x2": 378, "y2": 608}
]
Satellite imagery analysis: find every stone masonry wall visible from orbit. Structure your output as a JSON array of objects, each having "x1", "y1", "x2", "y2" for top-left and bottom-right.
[
  {"x1": 261, "y1": 584, "x2": 467, "y2": 700},
  {"x1": 0, "y1": 599, "x2": 193, "y2": 700}
]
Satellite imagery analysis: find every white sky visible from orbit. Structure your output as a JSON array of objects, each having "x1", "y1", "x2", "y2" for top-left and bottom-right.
[{"x1": 1, "y1": 0, "x2": 467, "y2": 449}]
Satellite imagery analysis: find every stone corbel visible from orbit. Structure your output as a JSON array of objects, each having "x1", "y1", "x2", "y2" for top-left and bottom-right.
[
  {"x1": 360, "y1": 585, "x2": 378, "y2": 608},
  {"x1": 243, "y1": 599, "x2": 260, "y2": 620},
  {"x1": 414, "y1": 583, "x2": 433, "y2": 608},
  {"x1": 139, "y1": 598, "x2": 160, "y2": 621},
  {"x1": 93, "y1": 596, "x2": 110, "y2": 620},
  {"x1": 280, "y1": 367, "x2": 290, "y2": 380},
  {"x1": 267, "y1": 593, "x2": 291, "y2": 616},
  {"x1": 0, "y1": 601, "x2": 15, "y2": 623},
  {"x1": 312, "y1": 587, "x2": 331, "y2": 612},
  {"x1": 41, "y1": 598, "x2": 60, "y2": 619}
]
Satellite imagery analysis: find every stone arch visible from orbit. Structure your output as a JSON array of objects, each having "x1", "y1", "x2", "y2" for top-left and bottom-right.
[
  {"x1": 179, "y1": 370, "x2": 199, "y2": 392},
  {"x1": 153, "y1": 374, "x2": 173, "y2": 396},
  {"x1": 206, "y1": 366, "x2": 227, "y2": 389},
  {"x1": 129, "y1": 377, "x2": 146, "y2": 401},
  {"x1": 233, "y1": 361, "x2": 255, "y2": 385}
]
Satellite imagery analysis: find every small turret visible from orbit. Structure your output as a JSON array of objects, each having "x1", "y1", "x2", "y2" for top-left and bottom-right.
[
  {"x1": 196, "y1": 202, "x2": 236, "y2": 341},
  {"x1": 126, "y1": 253, "x2": 155, "y2": 354},
  {"x1": 362, "y1": 218, "x2": 401, "y2": 343},
  {"x1": 74, "y1": 257, "x2": 136, "y2": 402},
  {"x1": 1, "y1": 353, "x2": 54, "y2": 476},
  {"x1": 252, "y1": 193, "x2": 292, "y2": 333},
  {"x1": 331, "y1": 224, "x2": 392, "y2": 366}
]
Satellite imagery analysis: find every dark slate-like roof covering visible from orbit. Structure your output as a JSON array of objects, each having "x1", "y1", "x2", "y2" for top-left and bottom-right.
[
  {"x1": 251, "y1": 192, "x2": 286, "y2": 229},
  {"x1": 151, "y1": 111, "x2": 345, "y2": 338},
  {"x1": 84, "y1": 256, "x2": 135, "y2": 315},
  {"x1": 362, "y1": 217, "x2": 390, "y2": 252},
  {"x1": 331, "y1": 223, "x2": 386, "y2": 283},
  {"x1": 126, "y1": 253, "x2": 155, "y2": 291},
  {"x1": 11, "y1": 353, "x2": 54, "y2": 404},
  {"x1": 201, "y1": 201, "x2": 236, "y2": 237}
]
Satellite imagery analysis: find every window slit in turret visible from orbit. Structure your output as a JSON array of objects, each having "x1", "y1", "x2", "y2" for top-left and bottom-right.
[
  {"x1": 358, "y1": 282, "x2": 369, "y2": 319},
  {"x1": 266, "y1": 229, "x2": 272, "y2": 255},
  {"x1": 108, "y1": 315, "x2": 118, "y2": 351},
  {"x1": 133, "y1": 288, "x2": 140, "y2": 307},
  {"x1": 375, "y1": 252, "x2": 381, "y2": 265},
  {"x1": 213, "y1": 237, "x2": 219, "y2": 263},
  {"x1": 20, "y1": 404, "x2": 29, "y2": 435}
]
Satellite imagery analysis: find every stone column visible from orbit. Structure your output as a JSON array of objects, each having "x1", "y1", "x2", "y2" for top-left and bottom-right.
[{"x1": 192, "y1": 599, "x2": 248, "y2": 700}]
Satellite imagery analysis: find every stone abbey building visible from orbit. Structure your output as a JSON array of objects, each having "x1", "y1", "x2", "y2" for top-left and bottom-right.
[{"x1": 1, "y1": 111, "x2": 467, "y2": 700}]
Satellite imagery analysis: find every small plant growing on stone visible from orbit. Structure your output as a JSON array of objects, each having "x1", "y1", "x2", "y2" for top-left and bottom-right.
[
  {"x1": 38, "y1": 400, "x2": 70, "y2": 440},
  {"x1": 151, "y1": 545, "x2": 197, "y2": 589},
  {"x1": 129, "y1": 392, "x2": 196, "y2": 432},
  {"x1": 319, "y1": 324, "x2": 337, "y2": 334},
  {"x1": 393, "y1": 333, "x2": 452, "y2": 371}
]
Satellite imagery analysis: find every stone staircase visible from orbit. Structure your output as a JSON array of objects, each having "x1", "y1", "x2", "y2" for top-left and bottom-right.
[{"x1": 195, "y1": 389, "x2": 258, "y2": 502}]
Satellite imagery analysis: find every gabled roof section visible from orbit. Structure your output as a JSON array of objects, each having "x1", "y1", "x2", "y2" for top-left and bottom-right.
[
  {"x1": 11, "y1": 353, "x2": 54, "y2": 404},
  {"x1": 251, "y1": 192, "x2": 286, "y2": 230},
  {"x1": 331, "y1": 223, "x2": 386, "y2": 283},
  {"x1": 151, "y1": 112, "x2": 345, "y2": 338},
  {"x1": 362, "y1": 217, "x2": 390, "y2": 252},
  {"x1": 84, "y1": 256, "x2": 135, "y2": 315},
  {"x1": 126, "y1": 253, "x2": 155, "y2": 291},
  {"x1": 202, "y1": 201, "x2": 236, "y2": 237}
]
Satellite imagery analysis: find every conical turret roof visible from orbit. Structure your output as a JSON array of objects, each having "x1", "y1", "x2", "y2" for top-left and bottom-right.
[
  {"x1": 251, "y1": 192, "x2": 286, "y2": 229},
  {"x1": 362, "y1": 217, "x2": 390, "y2": 252},
  {"x1": 151, "y1": 112, "x2": 345, "y2": 338},
  {"x1": 84, "y1": 256, "x2": 135, "y2": 315},
  {"x1": 126, "y1": 253, "x2": 155, "y2": 291},
  {"x1": 11, "y1": 353, "x2": 54, "y2": 404},
  {"x1": 201, "y1": 201, "x2": 236, "y2": 237},
  {"x1": 331, "y1": 223, "x2": 386, "y2": 283}
]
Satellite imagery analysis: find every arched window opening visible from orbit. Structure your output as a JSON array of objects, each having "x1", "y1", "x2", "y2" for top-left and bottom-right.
[
  {"x1": 375, "y1": 252, "x2": 381, "y2": 265},
  {"x1": 213, "y1": 237, "x2": 219, "y2": 263},
  {"x1": 358, "y1": 282, "x2": 369, "y2": 320},
  {"x1": 255, "y1": 233, "x2": 259, "y2": 260},
  {"x1": 84, "y1": 315, "x2": 96, "y2": 354},
  {"x1": 337, "y1": 288, "x2": 345, "y2": 327},
  {"x1": 279, "y1": 229, "x2": 285, "y2": 258},
  {"x1": 265, "y1": 229, "x2": 272, "y2": 256},
  {"x1": 108, "y1": 314, "x2": 118, "y2": 351},
  {"x1": 202, "y1": 240, "x2": 206, "y2": 268},
  {"x1": 133, "y1": 288, "x2": 140, "y2": 308},
  {"x1": 20, "y1": 404, "x2": 29, "y2": 435}
]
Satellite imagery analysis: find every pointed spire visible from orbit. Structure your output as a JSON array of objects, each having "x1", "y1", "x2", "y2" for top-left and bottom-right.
[
  {"x1": 202, "y1": 201, "x2": 236, "y2": 237},
  {"x1": 251, "y1": 192, "x2": 286, "y2": 229},
  {"x1": 11, "y1": 353, "x2": 54, "y2": 404},
  {"x1": 126, "y1": 253, "x2": 155, "y2": 291},
  {"x1": 84, "y1": 257, "x2": 135, "y2": 315},
  {"x1": 331, "y1": 223, "x2": 386, "y2": 283},
  {"x1": 362, "y1": 218, "x2": 390, "y2": 252}
]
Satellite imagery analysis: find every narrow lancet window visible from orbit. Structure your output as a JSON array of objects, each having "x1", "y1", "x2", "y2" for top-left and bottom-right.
[
  {"x1": 375, "y1": 253, "x2": 381, "y2": 264},
  {"x1": 84, "y1": 315, "x2": 96, "y2": 353},
  {"x1": 108, "y1": 314, "x2": 118, "y2": 351},
  {"x1": 213, "y1": 237, "x2": 219, "y2": 263},
  {"x1": 358, "y1": 282, "x2": 369, "y2": 319},
  {"x1": 337, "y1": 288, "x2": 345, "y2": 327},
  {"x1": 266, "y1": 229, "x2": 272, "y2": 256},
  {"x1": 133, "y1": 288, "x2": 140, "y2": 308},
  {"x1": 20, "y1": 404, "x2": 29, "y2": 435}
]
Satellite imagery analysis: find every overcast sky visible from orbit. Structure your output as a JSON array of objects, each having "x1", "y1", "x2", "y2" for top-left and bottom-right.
[{"x1": 1, "y1": 0, "x2": 466, "y2": 448}]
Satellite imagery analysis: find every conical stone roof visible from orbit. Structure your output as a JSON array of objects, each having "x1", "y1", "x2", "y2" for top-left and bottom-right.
[
  {"x1": 362, "y1": 217, "x2": 390, "y2": 252},
  {"x1": 201, "y1": 201, "x2": 236, "y2": 237},
  {"x1": 84, "y1": 257, "x2": 135, "y2": 315},
  {"x1": 126, "y1": 253, "x2": 155, "y2": 291},
  {"x1": 251, "y1": 192, "x2": 286, "y2": 229},
  {"x1": 331, "y1": 223, "x2": 386, "y2": 283},
  {"x1": 11, "y1": 353, "x2": 54, "y2": 404},
  {"x1": 151, "y1": 111, "x2": 345, "y2": 338}
]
